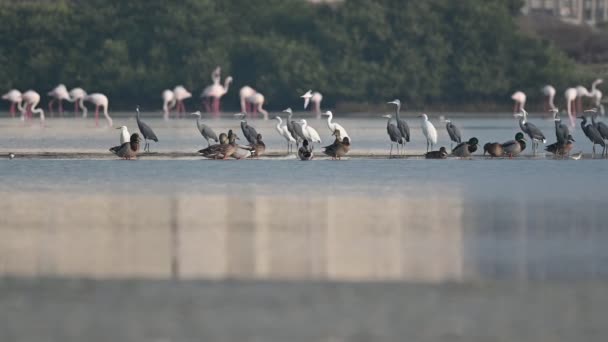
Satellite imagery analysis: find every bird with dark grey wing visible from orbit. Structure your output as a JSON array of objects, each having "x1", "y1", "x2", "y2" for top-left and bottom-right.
[
  {"x1": 387, "y1": 99, "x2": 410, "y2": 154},
  {"x1": 425, "y1": 147, "x2": 448, "y2": 159},
  {"x1": 191, "y1": 111, "x2": 218, "y2": 147},
  {"x1": 515, "y1": 110, "x2": 545, "y2": 154},
  {"x1": 198, "y1": 130, "x2": 239, "y2": 159},
  {"x1": 451, "y1": 137, "x2": 478, "y2": 157},
  {"x1": 483, "y1": 143, "x2": 504, "y2": 158},
  {"x1": 381, "y1": 114, "x2": 404, "y2": 157},
  {"x1": 579, "y1": 113, "x2": 606, "y2": 157},
  {"x1": 283, "y1": 108, "x2": 303, "y2": 149},
  {"x1": 135, "y1": 106, "x2": 158, "y2": 152},
  {"x1": 445, "y1": 119, "x2": 462, "y2": 150},
  {"x1": 298, "y1": 139, "x2": 314, "y2": 160},
  {"x1": 110, "y1": 133, "x2": 140, "y2": 160},
  {"x1": 591, "y1": 111, "x2": 608, "y2": 154},
  {"x1": 550, "y1": 108, "x2": 569, "y2": 145},
  {"x1": 323, "y1": 130, "x2": 350, "y2": 160},
  {"x1": 545, "y1": 135, "x2": 575, "y2": 158},
  {"x1": 235, "y1": 113, "x2": 258, "y2": 145},
  {"x1": 501, "y1": 132, "x2": 527, "y2": 158}
]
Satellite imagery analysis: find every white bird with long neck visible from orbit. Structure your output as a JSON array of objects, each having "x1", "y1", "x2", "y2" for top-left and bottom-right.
[
  {"x1": 322, "y1": 111, "x2": 349, "y2": 140},
  {"x1": 68, "y1": 88, "x2": 87, "y2": 116},
  {"x1": 511, "y1": 91, "x2": 526, "y2": 114},
  {"x1": 211, "y1": 66, "x2": 221, "y2": 84},
  {"x1": 419, "y1": 113, "x2": 437, "y2": 152},
  {"x1": 247, "y1": 92, "x2": 269, "y2": 120},
  {"x1": 47, "y1": 84, "x2": 70, "y2": 116},
  {"x1": 239, "y1": 86, "x2": 256, "y2": 114},
  {"x1": 298, "y1": 119, "x2": 321, "y2": 143},
  {"x1": 173, "y1": 85, "x2": 192, "y2": 117},
  {"x1": 162, "y1": 89, "x2": 176, "y2": 120},
  {"x1": 117, "y1": 126, "x2": 130, "y2": 144},
  {"x1": 576, "y1": 85, "x2": 590, "y2": 114},
  {"x1": 301, "y1": 90, "x2": 323, "y2": 118},
  {"x1": 541, "y1": 85, "x2": 556, "y2": 111},
  {"x1": 201, "y1": 76, "x2": 233, "y2": 114},
  {"x1": 565, "y1": 87, "x2": 578, "y2": 127},
  {"x1": 274, "y1": 116, "x2": 296, "y2": 153},
  {"x1": 81, "y1": 93, "x2": 112, "y2": 127},
  {"x1": 590, "y1": 78, "x2": 604, "y2": 115},
  {"x1": 2, "y1": 89, "x2": 22, "y2": 118},
  {"x1": 20, "y1": 90, "x2": 45, "y2": 123}
]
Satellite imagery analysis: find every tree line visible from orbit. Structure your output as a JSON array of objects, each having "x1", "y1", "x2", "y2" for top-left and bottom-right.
[{"x1": 0, "y1": 0, "x2": 581, "y2": 111}]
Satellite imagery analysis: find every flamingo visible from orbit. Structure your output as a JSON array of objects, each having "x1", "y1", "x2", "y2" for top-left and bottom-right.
[
  {"x1": 541, "y1": 85, "x2": 556, "y2": 111},
  {"x1": 511, "y1": 91, "x2": 526, "y2": 114},
  {"x1": 274, "y1": 116, "x2": 296, "y2": 153},
  {"x1": 419, "y1": 113, "x2": 437, "y2": 152},
  {"x1": 68, "y1": 87, "x2": 87, "y2": 116},
  {"x1": 201, "y1": 76, "x2": 233, "y2": 114},
  {"x1": 565, "y1": 87, "x2": 578, "y2": 127},
  {"x1": 2, "y1": 89, "x2": 22, "y2": 118},
  {"x1": 239, "y1": 86, "x2": 256, "y2": 114},
  {"x1": 47, "y1": 84, "x2": 70, "y2": 116},
  {"x1": 173, "y1": 85, "x2": 192, "y2": 117},
  {"x1": 576, "y1": 85, "x2": 590, "y2": 114},
  {"x1": 81, "y1": 93, "x2": 112, "y2": 127},
  {"x1": 590, "y1": 79, "x2": 604, "y2": 115},
  {"x1": 162, "y1": 89, "x2": 176, "y2": 120},
  {"x1": 322, "y1": 111, "x2": 349, "y2": 140},
  {"x1": 247, "y1": 92, "x2": 269, "y2": 120},
  {"x1": 211, "y1": 66, "x2": 221, "y2": 84},
  {"x1": 20, "y1": 90, "x2": 45, "y2": 123}
]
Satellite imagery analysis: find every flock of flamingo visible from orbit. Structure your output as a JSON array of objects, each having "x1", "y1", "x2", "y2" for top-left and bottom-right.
[{"x1": 0, "y1": 67, "x2": 324, "y2": 126}]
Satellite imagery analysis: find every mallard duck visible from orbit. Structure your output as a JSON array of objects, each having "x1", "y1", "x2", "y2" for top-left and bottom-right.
[
  {"x1": 110, "y1": 133, "x2": 140, "y2": 160},
  {"x1": 501, "y1": 132, "x2": 527, "y2": 158},
  {"x1": 425, "y1": 147, "x2": 448, "y2": 159},
  {"x1": 323, "y1": 130, "x2": 350, "y2": 160},
  {"x1": 198, "y1": 131, "x2": 239, "y2": 159},
  {"x1": 298, "y1": 139, "x2": 314, "y2": 160},
  {"x1": 483, "y1": 142, "x2": 503, "y2": 157},
  {"x1": 247, "y1": 133, "x2": 266, "y2": 158},
  {"x1": 545, "y1": 135, "x2": 575, "y2": 157},
  {"x1": 451, "y1": 137, "x2": 478, "y2": 157}
]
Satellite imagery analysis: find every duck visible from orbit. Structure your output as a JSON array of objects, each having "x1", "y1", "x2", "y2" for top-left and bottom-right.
[
  {"x1": 483, "y1": 143, "x2": 504, "y2": 158},
  {"x1": 501, "y1": 132, "x2": 527, "y2": 158},
  {"x1": 198, "y1": 130, "x2": 239, "y2": 159},
  {"x1": 451, "y1": 137, "x2": 478, "y2": 157},
  {"x1": 323, "y1": 130, "x2": 350, "y2": 160},
  {"x1": 110, "y1": 133, "x2": 140, "y2": 160},
  {"x1": 545, "y1": 135, "x2": 575, "y2": 157},
  {"x1": 247, "y1": 133, "x2": 266, "y2": 158},
  {"x1": 424, "y1": 147, "x2": 448, "y2": 159},
  {"x1": 298, "y1": 139, "x2": 314, "y2": 160}
]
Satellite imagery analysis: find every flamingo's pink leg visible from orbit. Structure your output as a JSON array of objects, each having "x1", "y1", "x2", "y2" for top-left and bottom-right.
[
  {"x1": 95, "y1": 105, "x2": 99, "y2": 127},
  {"x1": 58, "y1": 100, "x2": 63, "y2": 116},
  {"x1": 9, "y1": 102, "x2": 15, "y2": 117},
  {"x1": 204, "y1": 98, "x2": 211, "y2": 113}
]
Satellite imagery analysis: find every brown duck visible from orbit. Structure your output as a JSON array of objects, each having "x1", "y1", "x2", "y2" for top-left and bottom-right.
[
  {"x1": 323, "y1": 130, "x2": 350, "y2": 160},
  {"x1": 483, "y1": 142, "x2": 504, "y2": 157},
  {"x1": 199, "y1": 130, "x2": 239, "y2": 159},
  {"x1": 110, "y1": 133, "x2": 140, "y2": 160}
]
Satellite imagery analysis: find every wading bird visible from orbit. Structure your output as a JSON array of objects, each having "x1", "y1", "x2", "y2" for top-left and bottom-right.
[
  {"x1": 419, "y1": 113, "x2": 437, "y2": 152},
  {"x1": 82, "y1": 93, "x2": 112, "y2": 127},
  {"x1": 68, "y1": 87, "x2": 87, "y2": 116},
  {"x1": 511, "y1": 91, "x2": 526, "y2": 114},
  {"x1": 20, "y1": 90, "x2": 45, "y2": 123},
  {"x1": 564, "y1": 87, "x2": 578, "y2": 127},
  {"x1": 381, "y1": 114, "x2": 404, "y2": 157},
  {"x1": 579, "y1": 112, "x2": 606, "y2": 157},
  {"x1": 299, "y1": 119, "x2": 322, "y2": 144},
  {"x1": 191, "y1": 111, "x2": 218, "y2": 147},
  {"x1": 515, "y1": 109, "x2": 545, "y2": 154},
  {"x1": 239, "y1": 86, "x2": 256, "y2": 114},
  {"x1": 202, "y1": 76, "x2": 233, "y2": 114},
  {"x1": 117, "y1": 126, "x2": 130, "y2": 145},
  {"x1": 173, "y1": 85, "x2": 192, "y2": 116},
  {"x1": 445, "y1": 119, "x2": 462, "y2": 150},
  {"x1": 2, "y1": 89, "x2": 21, "y2": 117},
  {"x1": 551, "y1": 108, "x2": 569, "y2": 145},
  {"x1": 162, "y1": 89, "x2": 176, "y2": 120},
  {"x1": 136, "y1": 106, "x2": 159, "y2": 152},
  {"x1": 274, "y1": 116, "x2": 296, "y2": 153},
  {"x1": 322, "y1": 111, "x2": 349, "y2": 140},
  {"x1": 235, "y1": 113, "x2": 258, "y2": 145},
  {"x1": 541, "y1": 85, "x2": 556, "y2": 111},
  {"x1": 47, "y1": 84, "x2": 70, "y2": 116},
  {"x1": 246, "y1": 92, "x2": 269, "y2": 120},
  {"x1": 387, "y1": 99, "x2": 410, "y2": 153}
]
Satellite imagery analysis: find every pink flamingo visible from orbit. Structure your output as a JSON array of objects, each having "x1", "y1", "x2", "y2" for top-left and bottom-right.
[
  {"x1": 511, "y1": 91, "x2": 526, "y2": 113},
  {"x1": 541, "y1": 85, "x2": 556, "y2": 112},
  {"x1": 47, "y1": 84, "x2": 70, "y2": 116},
  {"x1": 162, "y1": 89, "x2": 176, "y2": 120},
  {"x1": 576, "y1": 85, "x2": 590, "y2": 114},
  {"x1": 81, "y1": 93, "x2": 113, "y2": 127},
  {"x1": 590, "y1": 79, "x2": 604, "y2": 115},
  {"x1": 2, "y1": 89, "x2": 22, "y2": 117},
  {"x1": 246, "y1": 92, "x2": 269, "y2": 120},
  {"x1": 239, "y1": 86, "x2": 256, "y2": 114},
  {"x1": 564, "y1": 87, "x2": 578, "y2": 127},
  {"x1": 173, "y1": 85, "x2": 191, "y2": 117},
  {"x1": 301, "y1": 90, "x2": 324, "y2": 119},
  {"x1": 201, "y1": 76, "x2": 233, "y2": 115},
  {"x1": 19, "y1": 90, "x2": 45, "y2": 123},
  {"x1": 68, "y1": 87, "x2": 87, "y2": 116}
]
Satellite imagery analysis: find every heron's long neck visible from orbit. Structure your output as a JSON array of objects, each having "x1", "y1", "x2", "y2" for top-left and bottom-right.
[
  {"x1": 197, "y1": 117, "x2": 204, "y2": 131},
  {"x1": 592, "y1": 115, "x2": 597, "y2": 125},
  {"x1": 394, "y1": 105, "x2": 401, "y2": 120},
  {"x1": 518, "y1": 117, "x2": 526, "y2": 131}
]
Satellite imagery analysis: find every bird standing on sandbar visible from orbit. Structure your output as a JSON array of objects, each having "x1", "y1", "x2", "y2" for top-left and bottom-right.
[
  {"x1": 191, "y1": 111, "x2": 218, "y2": 147},
  {"x1": 136, "y1": 106, "x2": 159, "y2": 152}
]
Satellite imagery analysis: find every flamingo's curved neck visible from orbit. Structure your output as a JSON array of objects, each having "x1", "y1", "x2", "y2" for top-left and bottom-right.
[
  {"x1": 222, "y1": 78, "x2": 232, "y2": 95},
  {"x1": 79, "y1": 98, "x2": 88, "y2": 115},
  {"x1": 16, "y1": 99, "x2": 24, "y2": 112},
  {"x1": 548, "y1": 94, "x2": 555, "y2": 109}
]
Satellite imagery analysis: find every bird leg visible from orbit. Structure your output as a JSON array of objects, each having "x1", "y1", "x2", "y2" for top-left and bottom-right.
[
  {"x1": 58, "y1": 100, "x2": 63, "y2": 117},
  {"x1": 74, "y1": 102, "x2": 79, "y2": 116},
  {"x1": 48, "y1": 99, "x2": 55, "y2": 117},
  {"x1": 389, "y1": 143, "x2": 393, "y2": 158},
  {"x1": 94, "y1": 105, "x2": 99, "y2": 127},
  {"x1": 9, "y1": 102, "x2": 15, "y2": 117},
  {"x1": 203, "y1": 98, "x2": 211, "y2": 113}
]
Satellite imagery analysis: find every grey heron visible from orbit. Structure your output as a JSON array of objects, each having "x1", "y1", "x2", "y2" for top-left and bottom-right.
[
  {"x1": 445, "y1": 119, "x2": 462, "y2": 149},
  {"x1": 515, "y1": 110, "x2": 545, "y2": 154},
  {"x1": 387, "y1": 99, "x2": 410, "y2": 154},
  {"x1": 381, "y1": 114, "x2": 404, "y2": 157},
  {"x1": 550, "y1": 108, "x2": 569, "y2": 145},
  {"x1": 579, "y1": 115, "x2": 606, "y2": 157},
  {"x1": 135, "y1": 106, "x2": 158, "y2": 152},
  {"x1": 235, "y1": 113, "x2": 258, "y2": 145},
  {"x1": 191, "y1": 111, "x2": 218, "y2": 146}
]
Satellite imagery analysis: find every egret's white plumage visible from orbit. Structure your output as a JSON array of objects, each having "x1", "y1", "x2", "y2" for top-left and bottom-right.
[
  {"x1": 299, "y1": 119, "x2": 321, "y2": 143},
  {"x1": 275, "y1": 116, "x2": 296, "y2": 152},
  {"x1": 322, "y1": 111, "x2": 349, "y2": 140},
  {"x1": 118, "y1": 126, "x2": 130, "y2": 144},
  {"x1": 419, "y1": 113, "x2": 437, "y2": 152}
]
